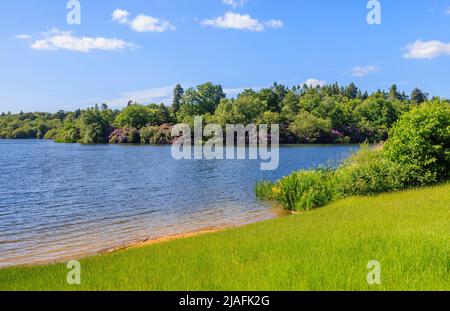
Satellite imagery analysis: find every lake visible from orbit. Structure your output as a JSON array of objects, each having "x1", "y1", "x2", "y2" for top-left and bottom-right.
[{"x1": 0, "y1": 140, "x2": 357, "y2": 267}]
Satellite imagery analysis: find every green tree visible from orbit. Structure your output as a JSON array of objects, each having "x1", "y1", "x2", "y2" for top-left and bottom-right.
[
  {"x1": 79, "y1": 108, "x2": 111, "y2": 144},
  {"x1": 56, "y1": 121, "x2": 80, "y2": 143},
  {"x1": 410, "y1": 88, "x2": 428, "y2": 104},
  {"x1": 115, "y1": 104, "x2": 158, "y2": 129},
  {"x1": 385, "y1": 101, "x2": 450, "y2": 184},
  {"x1": 172, "y1": 84, "x2": 184, "y2": 113},
  {"x1": 388, "y1": 84, "x2": 401, "y2": 101},
  {"x1": 289, "y1": 111, "x2": 332, "y2": 143},
  {"x1": 280, "y1": 91, "x2": 300, "y2": 121},
  {"x1": 345, "y1": 83, "x2": 358, "y2": 99},
  {"x1": 179, "y1": 82, "x2": 225, "y2": 118}
]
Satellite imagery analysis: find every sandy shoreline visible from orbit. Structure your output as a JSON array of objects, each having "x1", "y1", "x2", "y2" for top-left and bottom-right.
[
  {"x1": 103, "y1": 225, "x2": 238, "y2": 253},
  {"x1": 2, "y1": 207, "x2": 291, "y2": 269}
]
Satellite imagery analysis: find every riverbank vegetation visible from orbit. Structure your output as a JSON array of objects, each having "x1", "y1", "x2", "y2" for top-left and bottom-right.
[
  {"x1": 1, "y1": 82, "x2": 447, "y2": 144},
  {"x1": 256, "y1": 102, "x2": 450, "y2": 211},
  {"x1": 0, "y1": 184, "x2": 448, "y2": 290}
]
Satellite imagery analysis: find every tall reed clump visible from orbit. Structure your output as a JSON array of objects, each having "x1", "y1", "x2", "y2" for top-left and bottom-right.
[
  {"x1": 276, "y1": 170, "x2": 338, "y2": 211},
  {"x1": 255, "y1": 181, "x2": 277, "y2": 201},
  {"x1": 256, "y1": 170, "x2": 338, "y2": 211}
]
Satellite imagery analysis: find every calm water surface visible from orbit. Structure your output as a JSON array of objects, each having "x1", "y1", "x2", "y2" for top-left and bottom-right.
[{"x1": 0, "y1": 140, "x2": 357, "y2": 267}]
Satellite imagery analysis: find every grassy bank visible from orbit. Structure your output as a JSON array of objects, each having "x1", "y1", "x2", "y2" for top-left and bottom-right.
[{"x1": 1, "y1": 184, "x2": 449, "y2": 291}]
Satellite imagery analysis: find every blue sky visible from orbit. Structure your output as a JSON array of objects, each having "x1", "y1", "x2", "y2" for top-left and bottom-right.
[{"x1": 1, "y1": 0, "x2": 450, "y2": 113}]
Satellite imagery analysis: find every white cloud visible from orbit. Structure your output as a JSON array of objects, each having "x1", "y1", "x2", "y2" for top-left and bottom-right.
[
  {"x1": 350, "y1": 65, "x2": 379, "y2": 77},
  {"x1": 30, "y1": 29, "x2": 137, "y2": 53},
  {"x1": 16, "y1": 34, "x2": 31, "y2": 40},
  {"x1": 130, "y1": 15, "x2": 176, "y2": 33},
  {"x1": 404, "y1": 40, "x2": 450, "y2": 59},
  {"x1": 105, "y1": 86, "x2": 175, "y2": 107},
  {"x1": 264, "y1": 19, "x2": 283, "y2": 29},
  {"x1": 303, "y1": 78, "x2": 327, "y2": 88},
  {"x1": 222, "y1": 0, "x2": 246, "y2": 8},
  {"x1": 112, "y1": 9, "x2": 175, "y2": 33},
  {"x1": 112, "y1": 9, "x2": 130, "y2": 24},
  {"x1": 201, "y1": 12, "x2": 282, "y2": 32}
]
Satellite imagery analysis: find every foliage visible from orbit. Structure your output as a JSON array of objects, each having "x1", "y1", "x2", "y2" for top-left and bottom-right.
[
  {"x1": 0, "y1": 82, "x2": 446, "y2": 145},
  {"x1": 257, "y1": 170, "x2": 338, "y2": 211},
  {"x1": 79, "y1": 108, "x2": 112, "y2": 144},
  {"x1": 177, "y1": 82, "x2": 225, "y2": 119},
  {"x1": 385, "y1": 101, "x2": 450, "y2": 184},
  {"x1": 109, "y1": 128, "x2": 140, "y2": 144},
  {"x1": 336, "y1": 145, "x2": 411, "y2": 196},
  {"x1": 289, "y1": 111, "x2": 332, "y2": 143},
  {"x1": 55, "y1": 121, "x2": 80, "y2": 143},
  {"x1": 115, "y1": 105, "x2": 159, "y2": 129},
  {"x1": 43, "y1": 129, "x2": 60, "y2": 140},
  {"x1": 254, "y1": 181, "x2": 277, "y2": 201},
  {"x1": 140, "y1": 124, "x2": 173, "y2": 144},
  {"x1": 257, "y1": 101, "x2": 450, "y2": 210}
]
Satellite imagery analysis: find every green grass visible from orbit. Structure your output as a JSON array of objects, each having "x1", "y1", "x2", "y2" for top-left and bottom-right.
[{"x1": 1, "y1": 184, "x2": 449, "y2": 291}]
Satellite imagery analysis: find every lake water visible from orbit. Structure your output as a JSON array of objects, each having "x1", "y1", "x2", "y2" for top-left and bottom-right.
[{"x1": 0, "y1": 140, "x2": 357, "y2": 267}]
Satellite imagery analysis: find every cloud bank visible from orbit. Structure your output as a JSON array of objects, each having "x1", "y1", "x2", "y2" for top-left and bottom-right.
[
  {"x1": 201, "y1": 12, "x2": 283, "y2": 32},
  {"x1": 112, "y1": 9, "x2": 175, "y2": 33},
  {"x1": 350, "y1": 65, "x2": 380, "y2": 77},
  {"x1": 30, "y1": 28, "x2": 137, "y2": 52},
  {"x1": 404, "y1": 40, "x2": 450, "y2": 59}
]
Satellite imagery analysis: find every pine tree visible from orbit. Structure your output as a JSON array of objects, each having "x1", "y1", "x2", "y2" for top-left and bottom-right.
[
  {"x1": 172, "y1": 84, "x2": 184, "y2": 113},
  {"x1": 345, "y1": 83, "x2": 358, "y2": 99},
  {"x1": 389, "y1": 84, "x2": 400, "y2": 100},
  {"x1": 411, "y1": 88, "x2": 428, "y2": 103}
]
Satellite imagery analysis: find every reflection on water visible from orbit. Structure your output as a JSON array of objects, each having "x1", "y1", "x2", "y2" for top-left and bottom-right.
[{"x1": 0, "y1": 140, "x2": 357, "y2": 267}]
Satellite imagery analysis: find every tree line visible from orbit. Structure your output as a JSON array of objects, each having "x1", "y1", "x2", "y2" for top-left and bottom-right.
[{"x1": 0, "y1": 81, "x2": 447, "y2": 144}]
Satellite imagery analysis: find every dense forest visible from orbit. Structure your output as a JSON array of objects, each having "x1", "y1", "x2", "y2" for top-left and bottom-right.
[{"x1": 0, "y1": 82, "x2": 448, "y2": 144}]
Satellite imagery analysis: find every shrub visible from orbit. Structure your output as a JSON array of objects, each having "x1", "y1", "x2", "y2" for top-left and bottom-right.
[
  {"x1": 43, "y1": 129, "x2": 60, "y2": 140},
  {"x1": 255, "y1": 181, "x2": 277, "y2": 201},
  {"x1": 55, "y1": 122, "x2": 80, "y2": 143},
  {"x1": 79, "y1": 109, "x2": 111, "y2": 144},
  {"x1": 385, "y1": 101, "x2": 450, "y2": 185},
  {"x1": 109, "y1": 128, "x2": 140, "y2": 144},
  {"x1": 12, "y1": 125, "x2": 37, "y2": 139},
  {"x1": 289, "y1": 111, "x2": 332, "y2": 143},
  {"x1": 115, "y1": 105, "x2": 158, "y2": 129},
  {"x1": 140, "y1": 124, "x2": 173, "y2": 144},
  {"x1": 275, "y1": 170, "x2": 338, "y2": 211},
  {"x1": 336, "y1": 145, "x2": 411, "y2": 196}
]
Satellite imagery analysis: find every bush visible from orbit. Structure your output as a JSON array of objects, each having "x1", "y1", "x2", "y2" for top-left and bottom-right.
[
  {"x1": 289, "y1": 111, "x2": 332, "y2": 143},
  {"x1": 55, "y1": 122, "x2": 80, "y2": 143},
  {"x1": 115, "y1": 105, "x2": 158, "y2": 129},
  {"x1": 43, "y1": 129, "x2": 60, "y2": 140},
  {"x1": 140, "y1": 124, "x2": 173, "y2": 144},
  {"x1": 276, "y1": 170, "x2": 338, "y2": 211},
  {"x1": 79, "y1": 108, "x2": 112, "y2": 144},
  {"x1": 336, "y1": 145, "x2": 411, "y2": 196},
  {"x1": 255, "y1": 181, "x2": 277, "y2": 201},
  {"x1": 258, "y1": 170, "x2": 338, "y2": 211},
  {"x1": 385, "y1": 101, "x2": 450, "y2": 184},
  {"x1": 109, "y1": 128, "x2": 140, "y2": 144},
  {"x1": 12, "y1": 125, "x2": 37, "y2": 139}
]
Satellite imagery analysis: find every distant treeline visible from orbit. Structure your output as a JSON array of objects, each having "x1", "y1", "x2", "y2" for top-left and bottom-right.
[{"x1": 1, "y1": 82, "x2": 448, "y2": 144}]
